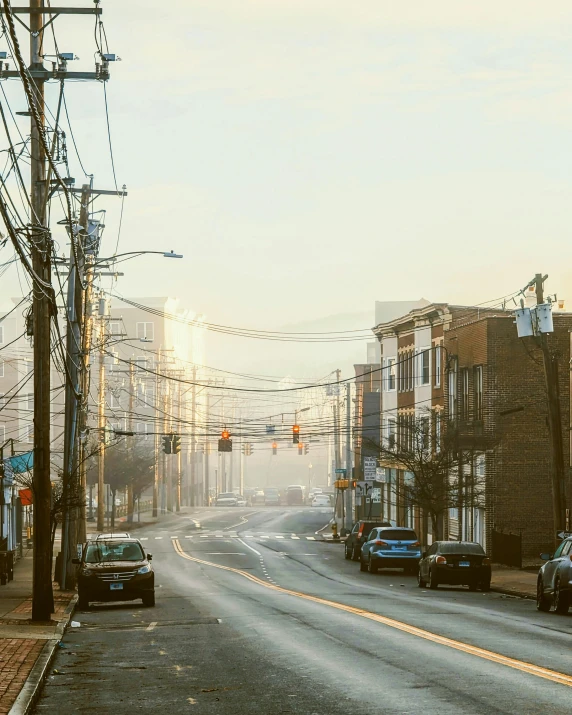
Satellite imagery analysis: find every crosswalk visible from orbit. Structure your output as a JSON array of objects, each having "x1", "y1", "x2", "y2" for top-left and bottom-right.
[{"x1": 135, "y1": 533, "x2": 318, "y2": 542}]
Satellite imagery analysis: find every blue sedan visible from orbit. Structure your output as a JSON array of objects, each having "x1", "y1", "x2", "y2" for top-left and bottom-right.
[{"x1": 359, "y1": 527, "x2": 421, "y2": 574}]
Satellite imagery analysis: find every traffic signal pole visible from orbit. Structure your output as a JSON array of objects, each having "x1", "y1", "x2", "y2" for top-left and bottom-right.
[{"x1": 344, "y1": 381, "x2": 352, "y2": 534}]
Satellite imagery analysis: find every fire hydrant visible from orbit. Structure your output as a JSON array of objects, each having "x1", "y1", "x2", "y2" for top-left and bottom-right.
[{"x1": 331, "y1": 522, "x2": 339, "y2": 540}]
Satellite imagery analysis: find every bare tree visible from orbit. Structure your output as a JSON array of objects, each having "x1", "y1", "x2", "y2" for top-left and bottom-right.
[{"x1": 363, "y1": 411, "x2": 485, "y2": 540}]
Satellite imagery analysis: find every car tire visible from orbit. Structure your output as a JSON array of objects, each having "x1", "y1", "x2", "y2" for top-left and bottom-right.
[
  {"x1": 359, "y1": 557, "x2": 368, "y2": 572},
  {"x1": 368, "y1": 556, "x2": 378, "y2": 574},
  {"x1": 536, "y1": 577, "x2": 551, "y2": 612},
  {"x1": 480, "y1": 580, "x2": 491, "y2": 592},
  {"x1": 417, "y1": 569, "x2": 427, "y2": 588},
  {"x1": 429, "y1": 569, "x2": 439, "y2": 590},
  {"x1": 351, "y1": 546, "x2": 360, "y2": 562},
  {"x1": 77, "y1": 592, "x2": 90, "y2": 610},
  {"x1": 553, "y1": 578, "x2": 569, "y2": 614},
  {"x1": 344, "y1": 544, "x2": 352, "y2": 560},
  {"x1": 142, "y1": 591, "x2": 156, "y2": 607},
  {"x1": 468, "y1": 581, "x2": 478, "y2": 591}
]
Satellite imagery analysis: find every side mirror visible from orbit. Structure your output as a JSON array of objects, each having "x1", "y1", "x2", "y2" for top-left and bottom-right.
[
  {"x1": 147, "y1": 554, "x2": 153, "y2": 561},
  {"x1": 540, "y1": 553, "x2": 552, "y2": 561},
  {"x1": 422, "y1": 551, "x2": 427, "y2": 559},
  {"x1": 72, "y1": 558, "x2": 80, "y2": 565}
]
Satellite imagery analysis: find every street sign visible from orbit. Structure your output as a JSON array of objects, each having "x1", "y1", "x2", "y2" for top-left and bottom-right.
[
  {"x1": 557, "y1": 531, "x2": 572, "y2": 539},
  {"x1": 364, "y1": 456, "x2": 376, "y2": 482},
  {"x1": 266, "y1": 425, "x2": 276, "y2": 434},
  {"x1": 371, "y1": 487, "x2": 381, "y2": 503},
  {"x1": 376, "y1": 468, "x2": 386, "y2": 483},
  {"x1": 335, "y1": 468, "x2": 347, "y2": 474}
]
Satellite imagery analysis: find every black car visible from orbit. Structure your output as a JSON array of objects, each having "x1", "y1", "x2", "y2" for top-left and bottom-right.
[
  {"x1": 344, "y1": 520, "x2": 392, "y2": 561},
  {"x1": 537, "y1": 536, "x2": 572, "y2": 614},
  {"x1": 418, "y1": 541, "x2": 491, "y2": 591},
  {"x1": 74, "y1": 538, "x2": 155, "y2": 608}
]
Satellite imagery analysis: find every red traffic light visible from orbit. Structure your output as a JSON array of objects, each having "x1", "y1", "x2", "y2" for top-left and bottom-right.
[
  {"x1": 292, "y1": 425, "x2": 300, "y2": 433},
  {"x1": 222, "y1": 430, "x2": 230, "y2": 440}
]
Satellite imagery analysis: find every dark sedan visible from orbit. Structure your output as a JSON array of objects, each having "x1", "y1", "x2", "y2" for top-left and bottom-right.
[
  {"x1": 344, "y1": 520, "x2": 392, "y2": 561},
  {"x1": 537, "y1": 536, "x2": 572, "y2": 614},
  {"x1": 418, "y1": 541, "x2": 491, "y2": 591}
]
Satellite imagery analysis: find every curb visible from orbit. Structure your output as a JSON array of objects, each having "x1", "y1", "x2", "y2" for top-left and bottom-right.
[
  {"x1": 490, "y1": 585, "x2": 534, "y2": 600},
  {"x1": 8, "y1": 594, "x2": 77, "y2": 715}
]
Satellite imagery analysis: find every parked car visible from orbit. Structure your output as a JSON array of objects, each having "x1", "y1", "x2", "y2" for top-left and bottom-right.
[
  {"x1": 251, "y1": 490, "x2": 266, "y2": 505},
  {"x1": 344, "y1": 521, "x2": 392, "y2": 561},
  {"x1": 286, "y1": 485, "x2": 304, "y2": 506},
  {"x1": 74, "y1": 537, "x2": 154, "y2": 608},
  {"x1": 537, "y1": 536, "x2": 572, "y2": 613},
  {"x1": 235, "y1": 494, "x2": 247, "y2": 507},
  {"x1": 264, "y1": 488, "x2": 281, "y2": 506},
  {"x1": 311, "y1": 494, "x2": 331, "y2": 507},
  {"x1": 96, "y1": 532, "x2": 131, "y2": 540},
  {"x1": 418, "y1": 541, "x2": 491, "y2": 591},
  {"x1": 359, "y1": 527, "x2": 421, "y2": 574},
  {"x1": 215, "y1": 492, "x2": 238, "y2": 507}
]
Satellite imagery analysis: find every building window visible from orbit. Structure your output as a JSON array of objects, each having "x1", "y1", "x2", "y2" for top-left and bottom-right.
[
  {"x1": 106, "y1": 350, "x2": 119, "y2": 370},
  {"x1": 22, "y1": 424, "x2": 33, "y2": 442},
  {"x1": 460, "y1": 369, "x2": 469, "y2": 421},
  {"x1": 135, "y1": 356, "x2": 150, "y2": 373},
  {"x1": 109, "y1": 321, "x2": 121, "y2": 335},
  {"x1": 110, "y1": 391, "x2": 120, "y2": 409},
  {"x1": 385, "y1": 358, "x2": 396, "y2": 391},
  {"x1": 420, "y1": 349, "x2": 430, "y2": 385},
  {"x1": 387, "y1": 417, "x2": 396, "y2": 449},
  {"x1": 420, "y1": 416, "x2": 430, "y2": 451},
  {"x1": 474, "y1": 366, "x2": 483, "y2": 421},
  {"x1": 25, "y1": 393, "x2": 33, "y2": 411},
  {"x1": 435, "y1": 345, "x2": 441, "y2": 388},
  {"x1": 136, "y1": 422, "x2": 152, "y2": 440},
  {"x1": 434, "y1": 411, "x2": 441, "y2": 452},
  {"x1": 136, "y1": 322, "x2": 154, "y2": 342},
  {"x1": 448, "y1": 359, "x2": 457, "y2": 420},
  {"x1": 25, "y1": 359, "x2": 33, "y2": 374}
]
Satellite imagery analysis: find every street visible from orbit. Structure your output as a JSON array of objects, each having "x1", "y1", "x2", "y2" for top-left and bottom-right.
[{"x1": 36, "y1": 507, "x2": 572, "y2": 714}]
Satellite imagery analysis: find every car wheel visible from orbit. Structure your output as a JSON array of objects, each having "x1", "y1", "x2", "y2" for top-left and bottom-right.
[
  {"x1": 536, "y1": 577, "x2": 551, "y2": 612},
  {"x1": 344, "y1": 544, "x2": 352, "y2": 560},
  {"x1": 142, "y1": 591, "x2": 156, "y2": 607},
  {"x1": 553, "y1": 578, "x2": 569, "y2": 614},
  {"x1": 77, "y1": 592, "x2": 90, "y2": 610},
  {"x1": 359, "y1": 556, "x2": 368, "y2": 572},
  {"x1": 480, "y1": 580, "x2": 491, "y2": 592},
  {"x1": 351, "y1": 546, "x2": 360, "y2": 562},
  {"x1": 368, "y1": 556, "x2": 378, "y2": 574},
  {"x1": 468, "y1": 581, "x2": 478, "y2": 591},
  {"x1": 429, "y1": 569, "x2": 439, "y2": 590},
  {"x1": 417, "y1": 569, "x2": 427, "y2": 588}
]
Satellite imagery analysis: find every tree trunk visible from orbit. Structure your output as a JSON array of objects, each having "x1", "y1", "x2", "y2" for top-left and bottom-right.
[
  {"x1": 111, "y1": 488, "x2": 116, "y2": 529},
  {"x1": 431, "y1": 511, "x2": 441, "y2": 541}
]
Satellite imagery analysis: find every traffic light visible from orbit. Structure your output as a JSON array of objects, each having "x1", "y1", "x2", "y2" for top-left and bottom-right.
[
  {"x1": 218, "y1": 431, "x2": 232, "y2": 452},
  {"x1": 298, "y1": 443, "x2": 303, "y2": 455},
  {"x1": 162, "y1": 435, "x2": 172, "y2": 454},
  {"x1": 292, "y1": 425, "x2": 300, "y2": 444},
  {"x1": 350, "y1": 479, "x2": 357, "y2": 489},
  {"x1": 172, "y1": 434, "x2": 181, "y2": 454},
  {"x1": 304, "y1": 443, "x2": 309, "y2": 455},
  {"x1": 272, "y1": 442, "x2": 277, "y2": 455},
  {"x1": 247, "y1": 443, "x2": 253, "y2": 456}
]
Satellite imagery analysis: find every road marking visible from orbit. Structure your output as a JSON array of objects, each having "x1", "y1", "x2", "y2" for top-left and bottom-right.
[
  {"x1": 185, "y1": 535, "x2": 193, "y2": 539},
  {"x1": 155, "y1": 537, "x2": 162, "y2": 540},
  {"x1": 140, "y1": 537, "x2": 148, "y2": 541},
  {"x1": 275, "y1": 535, "x2": 284, "y2": 539},
  {"x1": 170, "y1": 536, "x2": 177, "y2": 540},
  {"x1": 200, "y1": 535, "x2": 208, "y2": 538},
  {"x1": 306, "y1": 536, "x2": 315, "y2": 540},
  {"x1": 237, "y1": 538, "x2": 262, "y2": 556},
  {"x1": 206, "y1": 553, "x2": 247, "y2": 556},
  {"x1": 146, "y1": 622, "x2": 157, "y2": 632},
  {"x1": 223, "y1": 511, "x2": 259, "y2": 531},
  {"x1": 291, "y1": 536, "x2": 300, "y2": 540},
  {"x1": 172, "y1": 539, "x2": 572, "y2": 690}
]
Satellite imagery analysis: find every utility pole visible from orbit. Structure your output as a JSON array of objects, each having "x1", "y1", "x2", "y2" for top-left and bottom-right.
[
  {"x1": 190, "y1": 366, "x2": 197, "y2": 506},
  {"x1": 97, "y1": 319, "x2": 106, "y2": 532},
  {"x1": 534, "y1": 273, "x2": 567, "y2": 543},
  {"x1": 127, "y1": 360, "x2": 135, "y2": 524},
  {"x1": 164, "y1": 381, "x2": 172, "y2": 512},
  {"x1": 152, "y1": 349, "x2": 161, "y2": 517},
  {"x1": 204, "y1": 389, "x2": 210, "y2": 506},
  {"x1": 176, "y1": 380, "x2": 182, "y2": 512},
  {"x1": 345, "y1": 381, "x2": 352, "y2": 534}
]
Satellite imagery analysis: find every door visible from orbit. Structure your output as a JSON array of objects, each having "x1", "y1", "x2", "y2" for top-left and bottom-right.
[{"x1": 544, "y1": 540, "x2": 570, "y2": 594}]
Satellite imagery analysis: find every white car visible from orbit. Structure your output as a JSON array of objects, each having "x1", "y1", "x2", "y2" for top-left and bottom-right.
[
  {"x1": 235, "y1": 495, "x2": 247, "y2": 507},
  {"x1": 215, "y1": 492, "x2": 238, "y2": 507},
  {"x1": 311, "y1": 495, "x2": 331, "y2": 507}
]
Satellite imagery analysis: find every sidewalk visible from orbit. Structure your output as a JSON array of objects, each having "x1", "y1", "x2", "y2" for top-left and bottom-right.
[
  {"x1": 491, "y1": 564, "x2": 537, "y2": 599},
  {"x1": 0, "y1": 549, "x2": 76, "y2": 715}
]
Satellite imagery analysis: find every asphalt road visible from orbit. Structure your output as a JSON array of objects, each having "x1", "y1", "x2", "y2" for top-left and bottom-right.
[{"x1": 36, "y1": 507, "x2": 572, "y2": 714}]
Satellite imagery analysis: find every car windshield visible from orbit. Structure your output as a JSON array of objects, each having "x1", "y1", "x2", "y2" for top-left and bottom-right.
[
  {"x1": 439, "y1": 542, "x2": 485, "y2": 555},
  {"x1": 362, "y1": 522, "x2": 389, "y2": 534},
  {"x1": 218, "y1": 493, "x2": 235, "y2": 499},
  {"x1": 378, "y1": 529, "x2": 417, "y2": 541},
  {"x1": 84, "y1": 541, "x2": 144, "y2": 563}
]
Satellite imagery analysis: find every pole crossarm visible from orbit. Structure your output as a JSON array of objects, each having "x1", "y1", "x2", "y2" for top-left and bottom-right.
[
  {"x1": 0, "y1": 7, "x2": 102, "y2": 13},
  {"x1": 0, "y1": 69, "x2": 109, "y2": 80}
]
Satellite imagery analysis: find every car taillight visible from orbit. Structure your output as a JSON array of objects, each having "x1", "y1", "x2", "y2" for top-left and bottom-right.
[
  {"x1": 410, "y1": 541, "x2": 421, "y2": 547},
  {"x1": 482, "y1": 557, "x2": 490, "y2": 566},
  {"x1": 374, "y1": 540, "x2": 388, "y2": 547},
  {"x1": 435, "y1": 555, "x2": 447, "y2": 565},
  {"x1": 358, "y1": 528, "x2": 363, "y2": 538}
]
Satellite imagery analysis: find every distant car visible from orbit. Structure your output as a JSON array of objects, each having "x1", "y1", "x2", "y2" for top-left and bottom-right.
[
  {"x1": 74, "y1": 538, "x2": 154, "y2": 609},
  {"x1": 344, "y1": 521, "x2": 392, "y2": 561},
  {"x1": 264, "y1": 488, "x2": 281, "y2": 506},
  {"x1": 235, "y1": 495, "x2": 247, "y2": 507},
  {"x1": 286, "y1": 485, "x2": 304, "y2": 506},
  {"x1": 251, "y1": 490, "x2": 266, "y2": 505},
  {"x1": 360, "y1": 527, "x2": 421, "y2": 574},
  {"x1": 215, "y1": 492, "x2": 238, "y2": 507},
  {"x1": 311, "y1": 494, "x2": 330, "y2": 507},
  {"x1": 418, "y1": 541, "x2": 491, "y2": 591},
  {"x1": 96, "y1": 532, "x2": 131, "y2": 540},
  {"x1": 537, "y1": 537, "x2": 572, "y2": 613}
]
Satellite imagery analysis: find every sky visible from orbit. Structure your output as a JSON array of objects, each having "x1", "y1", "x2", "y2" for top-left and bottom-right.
[{"x1": 2, "y1": 0, "x2": 572, "y2": 372}]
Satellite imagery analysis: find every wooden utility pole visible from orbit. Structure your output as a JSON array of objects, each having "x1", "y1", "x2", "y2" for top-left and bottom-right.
[
  {"x1": 164, "y1": 382, "x2": 172, "y2": 512},
  {"x1": 534, "y1": 273, "x2": 567, "y2": 544},
  {"x1": 97, "y1": 319, "x2": 106, "y2": 532},
  {"x1": 152, "y1": 349, "x2": 161, "y2": 517},
  {"x1": 190, "y1": 366, "x2": 197, "y2": 506},
  {"x1": 204, "y1": 388, "x2": 210, "y2": 506},
  {"x1": 127, "y1": 360, "x2": 135, "y2": 524},
  {"x1": 176, "y1": 380, "x2": 182, "y2": 512}
]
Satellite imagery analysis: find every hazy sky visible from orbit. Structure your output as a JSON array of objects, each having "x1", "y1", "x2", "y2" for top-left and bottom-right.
[{"x1": 3, "y1": 1, "x2": 572, "y2": 340}]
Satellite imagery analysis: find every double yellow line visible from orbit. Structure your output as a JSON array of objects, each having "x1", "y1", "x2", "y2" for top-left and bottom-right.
[{"x1": 172, "y1": 538, "x2": 572, "y2": 688}]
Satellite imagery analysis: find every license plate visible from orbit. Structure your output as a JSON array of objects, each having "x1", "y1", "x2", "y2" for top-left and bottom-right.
[
  {"x1": 459, "y1": 561, "x2": 470, "y2": 567},
  {"x1": 393, "y1": 546, "x2": 407, "y2": 551},
  {"x1": 110, "y1": 582, "x2": 123, "y2": 590}
]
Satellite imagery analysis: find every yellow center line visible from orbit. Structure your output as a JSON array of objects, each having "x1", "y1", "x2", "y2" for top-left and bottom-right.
[{"x1": 172, "y1": 538, "x2": 572, "y2": 689}]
